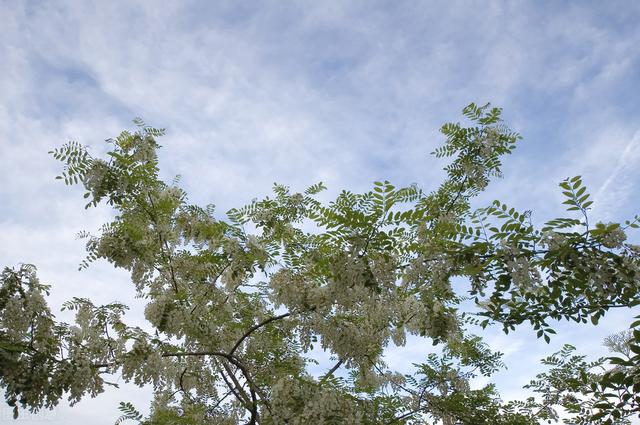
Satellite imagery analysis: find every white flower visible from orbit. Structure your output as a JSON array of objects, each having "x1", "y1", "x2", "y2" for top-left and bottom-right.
[{"x1": 601, "y1": 226, "x2": 626, "y2": 249}]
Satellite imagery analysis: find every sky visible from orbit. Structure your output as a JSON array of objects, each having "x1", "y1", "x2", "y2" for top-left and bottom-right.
[{"x1": 1, "y1": 0, "x2": 640, "y2": 423}]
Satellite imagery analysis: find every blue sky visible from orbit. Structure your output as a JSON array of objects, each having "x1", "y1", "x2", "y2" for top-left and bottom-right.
[{"x1": 1, "y1": 1, "x2": 640, "y2": 423}]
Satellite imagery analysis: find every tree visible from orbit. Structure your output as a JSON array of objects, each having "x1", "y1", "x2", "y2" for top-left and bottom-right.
[{"x1": 1, "y1": 104, "x2": 639, "y2": 424}]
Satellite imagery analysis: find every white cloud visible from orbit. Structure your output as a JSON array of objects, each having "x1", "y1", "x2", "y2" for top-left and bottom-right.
[{"x1": 591, "y1": 130, "x2": 640, "y2": 221}]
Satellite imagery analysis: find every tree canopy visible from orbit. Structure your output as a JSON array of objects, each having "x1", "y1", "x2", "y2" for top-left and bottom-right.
[{"x1": 1, "y1": 104, "x2": 639, "y2": 424}]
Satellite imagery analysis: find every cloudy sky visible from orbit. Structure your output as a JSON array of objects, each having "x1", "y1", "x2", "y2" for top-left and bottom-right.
[{"x1": 1, "y1": 0, "x2": 640, "y2": 423}]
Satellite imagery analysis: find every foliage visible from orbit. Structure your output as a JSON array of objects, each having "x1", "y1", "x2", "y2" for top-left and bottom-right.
[
  {"x1": 1, "y1": 105, "x2": 639, "y2": 424},
  {"x1": 591, "y1": 318, "x2": 640, "y2": 422}
]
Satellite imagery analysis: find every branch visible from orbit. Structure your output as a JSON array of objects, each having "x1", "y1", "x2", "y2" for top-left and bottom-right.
[
  {"x1": 162, "y1": 350, "x2": 268, "y2": 419},
  {"x1": 319, "y1": 359, "x2": 343, "y2": 385},
  {"x1": 385, "y1": 391, "x2": 435, "y2": 424},
  {"x1": 190, "y1": 261, "x2": 232, "y2": 314},
  {"x1": 229, "y1": 312, "x2": 291, "y2": 356},
  {"x1": 386, "y1": 409, "x2": 419, "y2": 424},
  {"x1": 220, "y1": 360, "x2": 257, "y2": 424},
  {"x1": 146, "y1": 194, "x2": 180, "y2": 294},
  {"x1": 443, "y1": 175, "x2": 469, "y2": 217},
  {"x1": 216, "y1": 362, "x2": 251, "y2": 410},
  {"x1": 178, "y1": 367, "x2": 194, "y2": 402},
  {"x1": 209, "y1": 389, "x2": 234, "y2": 412}
]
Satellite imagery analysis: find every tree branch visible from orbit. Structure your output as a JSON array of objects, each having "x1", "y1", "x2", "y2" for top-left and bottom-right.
[
  {"x1": 161, "y1": 350, "x2": 267, "y2": 421},
  {"x1": 229, "y1": 312, "x2": 291, "y2": 356},
  {"x1": 319, "y1": 359, "x2": 343, "y2": 385}
]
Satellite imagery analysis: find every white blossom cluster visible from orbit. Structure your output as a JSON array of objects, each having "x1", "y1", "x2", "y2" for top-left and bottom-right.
[
  {"x1": 600, "y1": 224, "x2": 627, "y2": 249},
  {"x1": 269, "y1": 377, "x2": 363, "y2": 424},
  {"x1": 505, "y1": 257, "x2": 541, "y2": 291},
  {"x1": 541, "y1": 231, "x2": 568, "y2": 251}
]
